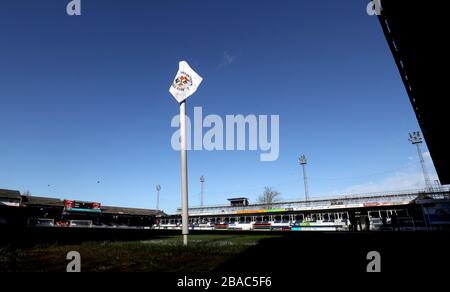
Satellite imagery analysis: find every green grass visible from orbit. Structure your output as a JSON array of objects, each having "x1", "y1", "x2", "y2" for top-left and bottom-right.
[{"x1": 0, "y1": 234, "x2": 278, "y2": 272}]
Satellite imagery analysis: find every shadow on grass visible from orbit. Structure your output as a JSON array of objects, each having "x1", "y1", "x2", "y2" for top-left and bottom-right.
[{"x1": 215, "y1": 231, "x2": 450, "y2": 273}]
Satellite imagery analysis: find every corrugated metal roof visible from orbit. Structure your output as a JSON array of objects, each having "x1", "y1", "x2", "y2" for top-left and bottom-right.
[
  {"x1": 21, "y1": 196, "x2": 64, "y2": 207},
  {"x1": 0, "y1": 189, "x2": 21, "y2": 200},
  {"x1": 378, "y1": 0, "x2": 449, "y2": 184},
  {"x1": 101, "y1": 205, "x2": 165, "y2": 216},
  {"x1": 0, "y1": 191, "x2": 165, "y2": 216}
]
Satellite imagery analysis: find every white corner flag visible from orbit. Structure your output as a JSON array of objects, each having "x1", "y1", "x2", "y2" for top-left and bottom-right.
[{"x1": 169, "y1": 61, "x2": 203, "y2": 103}]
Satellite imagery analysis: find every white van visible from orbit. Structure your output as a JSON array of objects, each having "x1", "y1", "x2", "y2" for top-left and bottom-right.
[{"x1": 69, "y1": 220, "x2": 93, "y2": 228}]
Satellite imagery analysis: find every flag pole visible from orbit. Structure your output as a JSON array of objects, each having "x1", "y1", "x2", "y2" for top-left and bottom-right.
[
  {"x1": 179, "y1": 100, "x2": 189, "y2": 246},
  {"x1": 170, "y1": 60, "x2": 201, "y2": 247}
]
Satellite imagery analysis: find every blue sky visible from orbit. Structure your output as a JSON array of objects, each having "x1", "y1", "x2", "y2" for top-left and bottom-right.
[{"x1": 0, "y1": 0, "x2": 438, "y2": 213}]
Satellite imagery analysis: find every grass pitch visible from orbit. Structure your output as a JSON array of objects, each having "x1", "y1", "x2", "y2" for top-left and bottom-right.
[{"x1": 0, "y1": 234, "x2": 278, "y2": 272}]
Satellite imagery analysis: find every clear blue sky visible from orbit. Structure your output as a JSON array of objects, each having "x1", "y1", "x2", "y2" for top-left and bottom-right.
[{"x1": 0, "y1": 0, "x2": 438, "y2": 213}]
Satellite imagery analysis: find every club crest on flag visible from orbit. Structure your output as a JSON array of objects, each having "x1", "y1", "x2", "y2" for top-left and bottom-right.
[
  {"x1": 174, "y1": 75, "x2": 192, "y2": 91},
  {"x1": 169, "y1": 61, "x2": 203, "y2": 103}
]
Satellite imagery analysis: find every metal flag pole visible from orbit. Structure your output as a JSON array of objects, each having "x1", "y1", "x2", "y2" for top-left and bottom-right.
[
  {"x1": 200, "y1": 175, "x2": 205, "y2": 207},
  {"x1": 156, "y1": 185, "x2": 161, "y2": 210},
  {"x1": 180, "y1": 100, "x2": 189, "y2": 246}
]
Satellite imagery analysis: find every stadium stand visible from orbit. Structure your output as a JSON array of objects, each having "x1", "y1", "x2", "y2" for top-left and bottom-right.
[{"x1": 0, "y1": 188, "x2": 164, "y2": 229}]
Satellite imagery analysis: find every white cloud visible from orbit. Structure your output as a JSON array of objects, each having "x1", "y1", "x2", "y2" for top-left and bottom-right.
[
  {"x1": 341, "y1": 171, "x2": 434, "y2": 194},
  {"x1": 333, "y1": 154, "x2": 439, "y2": 195},
  {"x1": 222, "y1": 51, "x2": 235, "y2": 66}
]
